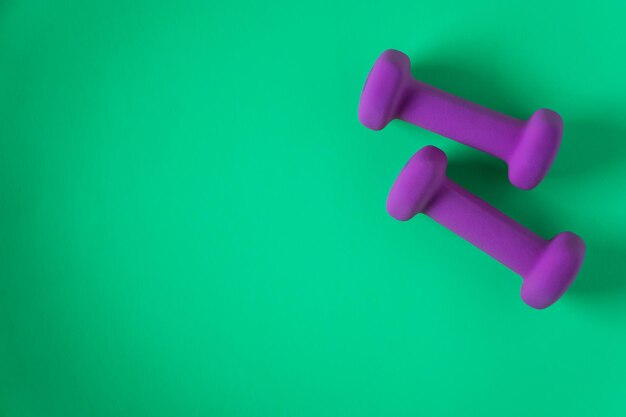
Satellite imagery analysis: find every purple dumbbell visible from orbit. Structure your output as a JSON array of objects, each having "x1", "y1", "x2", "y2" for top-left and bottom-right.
[
  {"x1": 359, "y1": 49, "x2": 563, "y2": 190},
  {"x1": 388, "y1": 146, "x2": 585, "y2": 309}
]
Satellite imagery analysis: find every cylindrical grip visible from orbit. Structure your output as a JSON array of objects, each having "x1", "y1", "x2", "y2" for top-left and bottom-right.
[
  {"x1": 399, "y1": 80, "x2": 524, "y2": 160},
  {"x1": 424, "y1": 179, "x2": 546, "y2": 276}
]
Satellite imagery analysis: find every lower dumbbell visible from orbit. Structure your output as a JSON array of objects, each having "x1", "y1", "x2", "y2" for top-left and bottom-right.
[{"x1": 387, "y1": 146, "x2": 585, "y2": 309}]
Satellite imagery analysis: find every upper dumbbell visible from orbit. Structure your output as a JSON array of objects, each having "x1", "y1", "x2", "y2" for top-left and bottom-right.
[
  {"x1": 387, "y1": 146, "x2": 585, "y2": 309},
  {"x1": 359, "y1": 49, "x2": 563, "y2": 190}
]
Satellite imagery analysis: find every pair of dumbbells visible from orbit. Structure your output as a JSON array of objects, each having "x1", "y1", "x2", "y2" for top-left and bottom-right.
[{"x1": 359, "y1": 49, "x2": 585, "y2": 309}]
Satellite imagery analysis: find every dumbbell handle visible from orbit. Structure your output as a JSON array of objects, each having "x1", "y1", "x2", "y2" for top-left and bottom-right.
[
  {"x1": 400, "y1": 80, "x2": 524, "y2": 160},
  {"x1": 425, "y1": 179, "x2": 546, "y2": 275}
]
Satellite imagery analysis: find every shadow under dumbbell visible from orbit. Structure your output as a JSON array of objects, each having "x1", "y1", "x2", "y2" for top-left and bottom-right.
[
  {"x1": 568, "y1": 234, "x2": 626, "y2": 298},
  {"x1": 559, "y1": 119, "x2": 626, "y2": 300},
  {"x1": 446, "y1": 151, "x2": 556, "y2": 237},
  {"x1": 550, "y1": 118, "x2": 626, "y2": 181}
]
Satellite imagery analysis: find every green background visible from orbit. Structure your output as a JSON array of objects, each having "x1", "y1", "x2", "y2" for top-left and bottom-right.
[{"x1": 1, "y1": 0, "x2": 626, "y2": 416}]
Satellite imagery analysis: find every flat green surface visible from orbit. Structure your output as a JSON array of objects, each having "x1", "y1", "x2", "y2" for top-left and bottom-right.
[{"x1": 1, "y1": 1, "x2": 626, "y2": 416}]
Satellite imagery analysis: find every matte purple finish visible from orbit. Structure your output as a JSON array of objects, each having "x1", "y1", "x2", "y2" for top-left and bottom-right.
[
  {"x1": 359, "y1": 49, "x2": 563, "y2": 190},
  {"x1": 387, "y1": 146, "x2": 586, "y2": 309}
]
